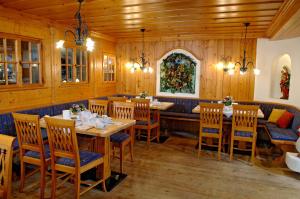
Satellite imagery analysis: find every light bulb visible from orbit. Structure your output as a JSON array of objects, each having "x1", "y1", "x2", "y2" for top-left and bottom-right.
[
  {"x1": 149, "y1": 67, "x2": 153, "y2": 73},
  {"x1": 130, "y1": 68, "x2": 135, "y2": 73},
  {"x1": 228, "y1": 69, "x2": 234, "y2": 75},
  {"x1": 75, "y1": 78, "x2": 80, "y2": 83},
  {"x1": 240, "y1": 70, "x2": 246, "y2": 75},
  {"x1": 133, "y1": 63, "x2": 139, "y2": 69},
  {"x1": 253, "y1": 68, "x2": 261, "y2": 75},
  {"x1": 143, "y1": 68, "x2": 148, "y2": 73},
  {"x1": 216, "y1": 62, "x2": 224, "y2": 70},
  {"x1": 56, "y1": 40, "x2": 64, "y2": 49},
  {"x1": 86, "y1": 38, "x2": 95, "y2": 52},
  {"x1": 126, "y1": 62, "x2": 133, "y2": 68},
  {"x1": 228, "y1": 62, "x2": 235, "y2": 69}
]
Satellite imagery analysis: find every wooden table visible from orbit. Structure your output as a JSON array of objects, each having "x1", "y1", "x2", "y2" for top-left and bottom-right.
[
  {"x1": 192, "y1": 105, "x2": 265, "y2": 118},
  {"x1": 150, "y1": 102, "x2": 174, "y2": 111},
  {"x1": 40, "y1": 116, "x2": 136, "y2": 180}
]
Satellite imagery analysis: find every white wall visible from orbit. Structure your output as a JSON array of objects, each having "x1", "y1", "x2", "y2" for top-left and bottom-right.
[{"x1": 255, "y1": 37, "x2": 300, "y2": 108}]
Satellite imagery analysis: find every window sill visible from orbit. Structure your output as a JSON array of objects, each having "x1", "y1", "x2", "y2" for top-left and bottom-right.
[
  {"x1": 0, "y1": 84, "x2": 47, "y2": 92},
  {"x1": 103, "y1": 81, "x2": 116, "y2": 84},
  {"x1": 59, "y1": 82, "x2": 89, "y2": 88}
]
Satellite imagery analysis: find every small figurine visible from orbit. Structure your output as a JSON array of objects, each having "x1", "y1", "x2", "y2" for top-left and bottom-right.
[{"x1": 280, "y1": 66, "x2": 290, "y2": 99}]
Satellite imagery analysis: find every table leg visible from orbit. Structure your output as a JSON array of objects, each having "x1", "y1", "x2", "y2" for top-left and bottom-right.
[{"x1": 95, "y1": 137, "x2": 111, "y2": 180}]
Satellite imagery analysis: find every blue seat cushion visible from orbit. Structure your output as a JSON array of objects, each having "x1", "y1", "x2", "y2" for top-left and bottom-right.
[
  {"x1": 41, "y1": 128, "x2": 48, "y2": 140},
  {"x1": 13, "y1": 139, "x2": 19, "y2": 151},
  {"x1": 266, "y1": 123, "x2": 298, "y2": 141},
  {"x1": 234, "y1": 131, "x2": 253, "y2": 137},
  {"x1": 110, "y1": 132, "x2": 130, "y2": 143},
  {"x1": 24, "y1": 145, "x2": 50, "y2": 159},
  {"x1": 56, "y1": 151, "x2": 102, "y2": 167},
  {"x1": 136, "y1": 120, "x2": 156, "y2": 126},
  {"x1": 202, "y1": 128, "x2": 219, "y2": 134}
]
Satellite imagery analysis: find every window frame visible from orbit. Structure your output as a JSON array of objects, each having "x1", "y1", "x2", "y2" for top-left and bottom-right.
[
  {"x1": 102, "y1": 53, "x2": 116, "y2": 83},
  {"x1": 0, "y1": 33, "x2": 43, "y2": 90},
  {"x1": 60, "y1": 44, "x2": 89, "y2": 84}
]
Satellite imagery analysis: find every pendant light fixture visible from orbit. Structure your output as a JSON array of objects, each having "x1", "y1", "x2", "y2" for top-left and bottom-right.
[
  {"x1": 126, "y1": 29, "x2": 153, "y2": 73},
  {"x1": 235, "y1": 22, "x2": 260, "y2": 75},
  {"x1": 216, "y1": 23, "x2": 260, "y2": 76},
  {"x1": 56, "y1": 0, "x2": 94, "y2": 51}
]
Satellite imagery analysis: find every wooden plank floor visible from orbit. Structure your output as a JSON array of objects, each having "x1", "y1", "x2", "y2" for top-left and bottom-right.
[{"x1": 13, "y1": 136, "x2": 300, "y2": 199}]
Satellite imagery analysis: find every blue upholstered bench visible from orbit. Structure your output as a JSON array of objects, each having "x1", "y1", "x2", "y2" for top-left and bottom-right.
[
  {"x1": 0, "y1": 99, "x2": 88, "y2": 151},
  {"x1": 107, "y1": 94, "x2": 300, "y2": 145}
]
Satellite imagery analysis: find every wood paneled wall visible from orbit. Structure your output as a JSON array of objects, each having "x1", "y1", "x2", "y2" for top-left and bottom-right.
[
  {"x1": 0, "y1": 7, "x2": 117, "y2": 113},
  {"x1": 116, "y1": 38, "x2": 257, "y2": 101}
]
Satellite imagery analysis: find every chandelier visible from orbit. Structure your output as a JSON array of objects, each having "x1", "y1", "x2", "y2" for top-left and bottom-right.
[
  {"x1": 126, "y1": 29, "x2": 153, "y2": 73},
  {"x1": 216, "y1": 23, "x2": 260, "y2": 76},
  {"x1": 56, "y1": 0, "x2": 94, "y2": 51}
]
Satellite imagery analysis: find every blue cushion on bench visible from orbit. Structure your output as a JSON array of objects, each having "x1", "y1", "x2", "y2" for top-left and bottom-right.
[
  {"x1": 136, "y1": 120, "x2": 156, "y2": 126},
  {"x1": 268, "y1": 128, "x2": 298, "y2": 141},
  {"x1": 13, "y1": 139, "x2": 19, "y2": 151},
  {"x1": 234, "y1": 131, "x2": 253, "y2": 137},
  {"x1": 160, "y1": 112, "x2": 200, "y2": 120},
  {"x1": 110, "y1": 132, "x2": 130, "y2": 143},
  {"x1": 56, "y1": 151, "x2": 102, "y2": 167},
  {"x1": 25, "y1": 145, "x2": 50, "y2": 159},
  {"x1": 202, "y1": 128, "x2": 219, "y2": 134}
]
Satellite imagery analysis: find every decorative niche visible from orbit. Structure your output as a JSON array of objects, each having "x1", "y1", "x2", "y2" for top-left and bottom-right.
[
  {"x1": 156, "y1": 49, "x2": 200, "y2": 98},
  {"x1": 270, "y1": 54, "x2": 292, "y2": 100}
]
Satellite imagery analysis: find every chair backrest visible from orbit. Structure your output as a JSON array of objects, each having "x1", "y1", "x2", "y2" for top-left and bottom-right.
[
  {"x1": 45, "y1": 117, "x2": 80, "y2": 167},
  {"x1": 108, "y1": 97, "x2": 127, "y2": 116},
  {"x1": 89, "y1": 99, "x2": 108, "y2": 116},
  {"x1": 13, "y1": 113, "x2": 46, "y2": 158},
  {"x1": 232, "y1": 105, "x2": 259, "y2": 133},
  {"x1": 131, "y1": 98, "x2": 150, "y2": 122},
  {"x1": 0, "y1": 134, "x2": 15, "y2": 199},
  {"x1": 113, "y1": 102, "x2": 134, "y2": 120},
  {"x1": 200, "y1": 103, "x2": 224, "y2": 129}
]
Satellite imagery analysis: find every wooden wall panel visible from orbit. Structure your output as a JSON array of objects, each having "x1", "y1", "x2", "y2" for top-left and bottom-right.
[
  {"x1": 116, "y1": 38, "x2": 257, "y2": 101},
  {"x1": 0, "y1": 7, "x2": 117, "y2": 113}
]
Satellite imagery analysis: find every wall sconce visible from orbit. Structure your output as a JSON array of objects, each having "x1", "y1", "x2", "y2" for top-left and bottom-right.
[{"x1": 216, "y1": 56, "x2": 235, "y2": 75}]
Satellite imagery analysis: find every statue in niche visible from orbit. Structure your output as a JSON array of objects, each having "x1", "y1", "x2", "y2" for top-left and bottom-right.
[{"x1": 280, "y1": 65, "x2": 291, "y2": 99}]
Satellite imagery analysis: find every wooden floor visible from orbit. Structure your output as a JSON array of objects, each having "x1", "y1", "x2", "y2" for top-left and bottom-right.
[{"x1": 13, "y1": 136, "x2": 300, "y2": 199}]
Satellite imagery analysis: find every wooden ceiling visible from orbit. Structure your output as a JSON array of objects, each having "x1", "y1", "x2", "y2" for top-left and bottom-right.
[{"x1": 0, "y1": 0, "x2": 300, "y2": 40}]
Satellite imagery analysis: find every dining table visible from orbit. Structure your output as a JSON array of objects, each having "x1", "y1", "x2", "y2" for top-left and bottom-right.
[
  {"x1": 40, "y1": 115, "x2": 136, "y2": 181},
  {"x1": 192, "y1": 104, "x2": 265, "y2": 118},
  {"x1": 192, "y1": 104, "x2": 265, "y2": 150}
]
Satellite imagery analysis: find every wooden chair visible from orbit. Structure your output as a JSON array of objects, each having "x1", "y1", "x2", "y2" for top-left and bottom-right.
[
  {"x1": 111, "y1": 101, "x2": 134, "y2": 173},
  {"x1": 198, "y1": 103, "x2": 224, "y2": 160},
  {"x1": 88, "y1": 99, "x2": 108, "y2": 116},
  {"x1": 45, "y1": 117, "x2": 106, "y2": 199},
  {"x1": 230, "y1": 105, "x2": 259, "y2": 163},
  {"x1": 131, "y1": 98, "x2": 160, "y2": 145},
  {"x1": 0, "y1": 134, "x2": 15, "y2": 199},
  {"x1": 13, "y1": 113, "x2": 50, "y2": 199},
  {"x1": 79, "y1": 99, "x2": 108, "y2": 151},
  {"x1": 107, "y1": 96, "x2": 127, "y2": 117}
]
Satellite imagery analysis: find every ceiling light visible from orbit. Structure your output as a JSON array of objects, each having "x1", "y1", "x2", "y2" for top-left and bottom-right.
[
  {"x1": 55, "y1": 0, "x2": 94, "y2": 51},
  {"x1": 126, "y1": 29, "x2": 152, "y2": 73}
]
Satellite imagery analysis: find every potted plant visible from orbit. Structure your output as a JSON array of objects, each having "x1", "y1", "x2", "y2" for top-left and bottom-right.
[{"x1": 70, "y1": 103, "x2": 86, "y2": 114}]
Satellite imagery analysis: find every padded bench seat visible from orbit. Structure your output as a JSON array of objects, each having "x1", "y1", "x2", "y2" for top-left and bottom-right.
[
  {"x1": 266, "y1": 123, "x2": 298, "y2": 143},
  {"x1": 160, "y1": 111, "x2": 200, "y2": 120}
]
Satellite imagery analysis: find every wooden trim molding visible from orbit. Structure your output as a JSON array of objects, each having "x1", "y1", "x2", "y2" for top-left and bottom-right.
[{"x1": 266, "y1": 0, "x2": 300, "y2": 38}]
